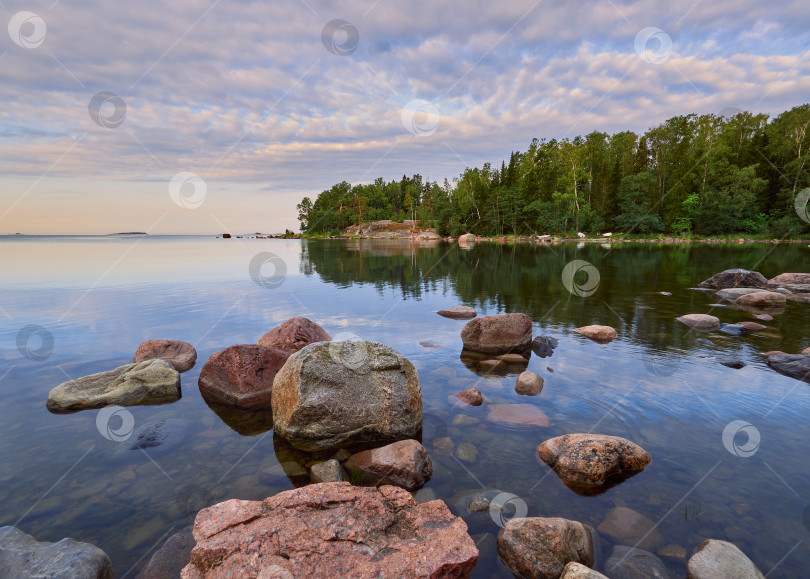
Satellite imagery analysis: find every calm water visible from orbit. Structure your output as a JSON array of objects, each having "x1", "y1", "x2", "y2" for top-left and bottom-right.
[{"x1": 1, "y1": 236, "x2": 810, "y2": 578}]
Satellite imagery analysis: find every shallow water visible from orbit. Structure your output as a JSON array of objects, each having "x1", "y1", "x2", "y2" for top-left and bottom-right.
[{"x1": 1, "y1": 236, "x2": 810, "y2": 577}]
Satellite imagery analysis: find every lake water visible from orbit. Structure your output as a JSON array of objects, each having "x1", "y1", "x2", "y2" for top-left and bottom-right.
[{"x1": 1, "y1": 235, "x2": 809, "y2": 577}]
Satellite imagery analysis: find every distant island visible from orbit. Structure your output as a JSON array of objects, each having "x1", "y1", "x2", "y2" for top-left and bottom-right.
[
  {"x1": 296, "y1": 103, "x2": 810, "y2": 239},
  {"x1": 107, "y1": 232, "x2": 148, "y2": 236}
]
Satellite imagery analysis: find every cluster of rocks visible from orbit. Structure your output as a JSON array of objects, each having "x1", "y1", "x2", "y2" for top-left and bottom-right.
[{"x1": 679, "y1": 269, "x2": 810, "y2": 380}]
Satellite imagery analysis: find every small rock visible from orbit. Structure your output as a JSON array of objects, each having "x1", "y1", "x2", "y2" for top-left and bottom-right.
[
  {"x1": 487, "y1": 404, "x2": 550, "y2": 429},
  {"x1": 754, "y1": 313, "x2": 773, "y2": 321},
  {"x1": 659, "y1": 292, "x2": 672, "y2": 296},
  {"x1": 0, "y1": 526, "x2": 113, "y2": 579},
  {"x1": 437, "y1": 306, "x2": 477, "y2": 319},
  {"x1": 604, "y1": 545, "x2": 671, "y2": 579},
  {"x1": 735, "y1": 291, "x2": 786, "y2": 308},
  {"x1": 433, "y1": 437, "x2": 455, "y2": 455},
  {"x1": 497, "y1": 353, "x2": 530, "y2": 363},
  {"x1": 561, "y1": 562, "x2": 609, "y2": 578},
  {"x1": 686, "y1": 539, "x2": 764, "y2": 579},
  {"x1": 515, "y1": 371, "x2": 544, "y2": 396},
  {"x1": 310, "y1": 459, "x2": 346, "y2": 483},
  {"x1": 573, "y1": 325, "x2": 618, "y2": 343},
  {"x1": 597, "y1": 507, "x2": 665, "y2": 551},
  {"x1": 802, "y1": 347, "x2": 810, "y2": 355},
  {"x1": 198, "y1": 344, "x2": 288, "y2": 409},
  {"x1": 134, "y1": 340, "x2": 197, "y2": 372},
  {"x1": 332, "y1": 449, "x2": 352, "y2": 462},
  {"x1": 452, "y1": 415, "x2": 479, "y2": 426},
  {"x1": 455, "y1": 443, "x2": 478, "y2": 463},
  {"x1": 719, "y1": 359, "x2": 746, "y2": 369},
  {"x1": 257, "y1": 317, "x2": 331, "y2": 354},
  {"x1": 46, "y1": 360, "x2": 180, "y2": 412},
  {"x1": 460, "y1": 313, "x2": 533, "y2": 355},
  {"x1": 343, "y1": 439, "x2": 432, "y2": 490},
  {"x1": 531, "y1": 336, "x2": 559, "y2": 358},
  {"x1": 676, "y1": 314, "x2": 721, "y2": 331},
  {"x1": 718, "y1": 324, "x2": 744, "y2": 336},
  {"x1": 497, "y1": 517, "x2": 595, "y2": 579},
  {"x1": 450, "y1": 388, "x2": 484, "y2": 406},
  {"x1": 698, "y1": 269, "x2": 767, "y2": 290},
  {"x1": 128, "y1": 418, "x2": 189, "y2": 451},
  {"x1": 763, "y1": 350, "x2": 787, "y2": 357}
]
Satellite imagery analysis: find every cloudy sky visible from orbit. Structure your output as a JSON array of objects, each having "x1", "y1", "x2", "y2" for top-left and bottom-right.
[{"x1": 1, "y1": 0, "x2": 809, "y2": 234}]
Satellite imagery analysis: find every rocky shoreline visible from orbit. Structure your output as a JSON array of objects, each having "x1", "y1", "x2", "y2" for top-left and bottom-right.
[{"x1": 9, "y1": 267, "x2": 809, "y2": 577}]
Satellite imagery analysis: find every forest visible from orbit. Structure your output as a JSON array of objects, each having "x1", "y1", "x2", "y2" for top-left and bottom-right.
[{"x1": 297, "y1": 104, "x2": 810, "y2": 237}]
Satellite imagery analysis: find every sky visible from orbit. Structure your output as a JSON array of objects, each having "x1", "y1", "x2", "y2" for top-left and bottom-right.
[{"x1": 1, "y1": 0, "x2": 809, "y2": 234}]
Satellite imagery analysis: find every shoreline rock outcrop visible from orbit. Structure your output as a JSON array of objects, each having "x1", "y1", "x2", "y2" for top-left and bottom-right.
[
  {"x1": 180, "y1": 483, "x2": 479, "y2": 578},
  {"x1": 0, "y1": 526, "x2": 113, "y2": 579}
]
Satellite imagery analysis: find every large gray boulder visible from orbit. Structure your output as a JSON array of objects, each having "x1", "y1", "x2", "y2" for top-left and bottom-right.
[
  {"x1": 686, "y1": 539, "x2": 764, "y2": 579},
  {"x1": 0, "y1": 526, "x2": 113, "y2": 578},
  {"x1": 47, "y1": 359, "x2": 180, "y2": 412},
  {"x1": 461, "y1": 313, "x2": 533, "y2": 354},
  {"x1": 272, "y1": 341, "x2": 422, "y2": 451},
  {"x1": 767, "y1": 354, "x2": 810, "y2": 383},
  {"x1": 698, "y1": 269, "x2": 767, "y2": 289},
  {"x1": 497, "y1": 517, "x2": 596, "y2": 579}
]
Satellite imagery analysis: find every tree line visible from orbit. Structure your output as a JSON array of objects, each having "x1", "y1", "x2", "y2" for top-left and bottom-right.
[{"x1": 297, "y1": 104, "x2": 810, "y2": 237}]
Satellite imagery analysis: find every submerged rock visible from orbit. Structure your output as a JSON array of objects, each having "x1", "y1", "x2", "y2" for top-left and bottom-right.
[
  {"x1": 537, "y1": 434, "x2": 651, "y2": 496},
  {"x1": 719, "y1": 359, "x2": 746, "y2": 369},
  {"x1": 129, "y1": 418, "x2": 190, "y2": 451},
  {"x1": 736, "y1": 321, "x2": 767, "y2": 330},
  {"x1": 343, "y1": 439, "x2": 432, "y2": 490},
  {"x1": 47, "y1": 359, "x2": 180, "y2": 412},
  {"x1": 767, "y1": 354, "x2": 810, "y2": 383},
  {"x1": 698, "y1": 269, "x2": 767, "y2": 290},
  {"x1": 450, "y1": 388, "x2": 484, "y2": 406},
  {"x1": 561, "y1": 562, "x2": 608, "y2": 578},
  {"x1": 686, "y1": 539, "x2": 764, "y2": 579},
  {"x1": 604, "y1": 545, "x2": 671, "y2": 579},
  {"x1": 437, "y1": 306, "x2": 477, "y2": 319},
  {"x1": 137, "y1": 526, "x2": 194, "y2": 579},
  {"x1": 714, "y1": 288, "x2": 763, "y2": 301},
  {"x1": 460, "y1": 313, "x2": 533, "y2": 355},
  {"x1": 486, "y1": 404, "x2": 550, "y2": 429},
  {"x1": 180, "y1": 483, "x2": 478, "y2": 578},
  {"x1": 597, "y1": 507, "x2": 665, "y2": 551},
  {"x1": 497, "y1": 517, "x2": 595, "y2": 579},
  {"x1": 272, "y1": 341, "x2": 422, "y2": 451},
  {"x1": 134, "y1": 339, "x2": 197, "y2": 372},
  {"x1": 0, "y1": 526, "x2": 113, "y2": 579},
  {"x1": 257, "y1": 317, "x2": 331, "y2": 354},
  {"x1": 573, "y1": 325, "x2": 617, "y2": 343},
  {"x1": 198, "y1": 344, "x2": 289, "y2": 409},
  {"x1": 676, "y1": 314, "x2": 720, "y2": 331}
]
